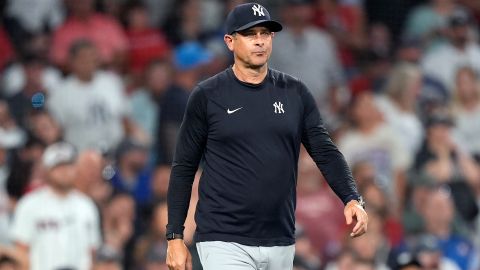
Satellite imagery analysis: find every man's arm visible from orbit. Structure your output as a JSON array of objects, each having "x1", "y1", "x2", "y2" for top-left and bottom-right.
[
  {"x1": 299, "y1": 82, "x2": 358, "y2": 204},
  {"x1": 166, "y1": 86, "x2": 208, "y2": 235},
  {"x1": 166, "y1": 86, "x2": 208, "y2": 270},
  {"x1": 299, "y1": 82, "x2": 368, "y2": 237}
]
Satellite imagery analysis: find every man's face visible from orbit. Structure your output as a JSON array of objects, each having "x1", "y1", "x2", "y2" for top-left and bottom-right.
[
  {"x1": 47, "y1": 163, "x2": 76, "y2": 192},
  {"x1": 70, "y1": 46, "x2": 98, "y2": 80},
  {"x1": 225, "y1": 26, "x2": 274, "y2": 68}
]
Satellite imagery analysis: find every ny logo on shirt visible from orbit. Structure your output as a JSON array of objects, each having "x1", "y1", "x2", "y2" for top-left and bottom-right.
[
  {"x1": 252, "y1": 4, "x2": 265, "y2": 16},
  {"x1": 273, "y1": 102, "x2": 285, "y2": 114}
]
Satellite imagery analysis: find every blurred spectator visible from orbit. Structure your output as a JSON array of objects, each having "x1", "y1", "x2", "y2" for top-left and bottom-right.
[
  {"x1": 324, "y1": 249, "x2": 355, "y2": 270},
  {"x1": 26, "y1": 110, "x2": 62, "y2": 146},
  {"x1": 124, "y1": 1, "x2": 170, "y2": 76},
  {"x1": 130, "y1": 60, "x2": 173, "y2": 148},
  {"x1": 395, "y1": 36, "x2": 423, "y2": 64},
  {"x1": 339, "y1": 91, "x2": 410, "y2": 212},
  {"x1": 102, "y1": 193, "x2": 135, "y2": 261},
  {"x1": 376, "y1": 63, "x2": 424, "y2": 155},
  {"x1": 348, "y1": 50, "x2": 391, "y2": 95},
  {"x1": 404, "y1": 0, "x2": 461, "y2": 50},
  {"x1": 367, "y1": 23, "x2": 392, "y2": 59},
  {"x1": 5, "y1": 55, "x2": 49, "y2": 127},
  {"x1": 421, "y1": 9, "x2": 480, "y2": 90},
  {"x1": 0, "y1": 245, "x2": 26, "y2": 270},
  {"x1": 393, "y1": 187, "x2": 478, "y2": 270},
  {"x1": 48, "y1": 40, "x2": 141, "y2": 152},
  {"x1": 270, "y1": 0, "x2": 347, "y2": 129},
  {"x1": 0, "y1": 100, "x2": 26, "y2": 149},
  {"x1": 156, "y1": 42, "x2": 212, "y2": 164},
  {"x1": 414, "y1": 235, "x2": 461, "y2": 270},
  {"x1": 92, "y1": 245, "x2": 122, "y2": 270},
  {"x1": 1, "y1": 52, "x2": 61, "y2": 99},
  {"x1": 162, "y1": 0, "x2": 204, "y2": 46},
  {"x1": 142, "y1": 0, "x2": 175, "y2": 28},
  {"x1": 293, "y1": 225, "x2": 322, "y2": 270},
  {"x1": 74, "y1": 149, "x2": 112, "y2": 207},
  {"x1": 110, "y1": 139, "x2": 153, "y2": 217},
  {"x1": 362, "y1": 183, "x2": 404, "y2": 247},
  {"x1": 296, "y1": 150, "x2": 345, "y2": 261},
  {"x1": 4, "y1": 0, "x2": 64, "y2": 37},
  {"x1": 346, "y1": 211, "x2": 390, "y2": 270},
  {"x1": 133, "y1": 202, "x2": 168, "y2": 270},
  {"x1": 4, "y1": 137, "x2": 45, "y2": 202},
  {"x1": 0, "y1": 138, "x2": 11, "y2": 245},
  {"x1": 0, "y1": 26, "x2": 15, "y2": 72},
  {"x1": 50, "y1": 0, "x2": 128, "y2": 70},
  {"x1": 313, "y1": 0, "x2": 367, "y2": 69},
  {"x1": 451, "y1": 66, "x2": 480, "y2": 162},
  {"x1": 419, "y1": 188, "x2": 478, "y2": 270},
  {"x1": 413, "y1": 113, "x2": 480, "y2": 185},
  {"x1": 10, "y1": 142, "x2": 101, "y2": 270},
  {"x1": 151, "y1": 165, "x2": 171, "y2": 201}
]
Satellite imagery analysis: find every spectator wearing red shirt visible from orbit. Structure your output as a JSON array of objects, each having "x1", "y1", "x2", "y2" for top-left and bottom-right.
[
  {"x1": 0, "y1": 26, "x2": 15, "y2": 72},
  {"x1": 124, "y1": 2, "x2": 170, "y2": 76},
  {"x1": 50, "y1": 0, "x2": 128, "y2": 70}
]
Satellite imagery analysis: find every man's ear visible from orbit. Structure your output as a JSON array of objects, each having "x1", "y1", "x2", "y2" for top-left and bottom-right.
[{"x1": 224, "y1": 34, "x2": 234, "y2": 52}]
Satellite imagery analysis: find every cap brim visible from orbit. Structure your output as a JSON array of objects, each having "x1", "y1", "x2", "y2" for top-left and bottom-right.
[{"x1": 233, "y1": 20, "x2": 283, "y2": 34}]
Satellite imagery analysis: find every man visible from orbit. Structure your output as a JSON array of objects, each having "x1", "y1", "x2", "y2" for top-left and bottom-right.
[
  {"x1": 50, "y1": 0, "x2": 127, "y2": 69},
  {"x1": 166, "y1": 3, "x2": 368, "y2": 270},
  {"x1": 48, "y1": 40, "x2": 142, "y2": 153},
  {"x1": 10, "y1": 142, "x2": 101, "y2": 270},
  {"x1": 421, "y1": 9, "x2": 480, "y2": 90}
]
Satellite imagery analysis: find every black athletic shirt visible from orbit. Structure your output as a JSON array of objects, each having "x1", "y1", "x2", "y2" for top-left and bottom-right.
[{"x1": 166, "y1": 67, "x2": 360, "y2": 246}]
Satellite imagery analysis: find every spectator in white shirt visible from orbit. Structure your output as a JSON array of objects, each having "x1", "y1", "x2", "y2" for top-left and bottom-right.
[
  {"x1": 11, "y1": 142, "x2": 101, "y2": 270},
  {"x1": 48, "y1": 40, "x2": 144, "y2": 153},
  {"x1": 451, "y1": 66, "x2": 480, "y2": 162},
  {"x1": 421, "y1": 9, "x2": 480, "y2": 91},
  {"x1": 376, "y1": 63, "x2": 424, "y2": 156}
]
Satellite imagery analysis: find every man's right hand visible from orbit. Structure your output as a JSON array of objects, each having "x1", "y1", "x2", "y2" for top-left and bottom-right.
[{"x1": 166, "y1": 239, "x2": 192, "y2": 270}]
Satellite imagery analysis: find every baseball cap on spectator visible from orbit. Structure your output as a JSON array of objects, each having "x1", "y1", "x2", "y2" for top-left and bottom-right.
[
  {"x1": 173, "y1": 42, "x2": 213, "y2": 71},
  {"x1": 449, "y1": 9, "x2": 471, "y2": 27},
  {"x1": 224, "y1": 3, "x2": 283, "y2": 35},
  {"x1": 42, "y1": 142, "x2": 77, "y2": 169}
]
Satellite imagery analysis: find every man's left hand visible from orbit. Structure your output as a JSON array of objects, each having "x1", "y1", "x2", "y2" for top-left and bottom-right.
[{"x1": 344, "y1": 200, "x2": 368, "y2": 238}]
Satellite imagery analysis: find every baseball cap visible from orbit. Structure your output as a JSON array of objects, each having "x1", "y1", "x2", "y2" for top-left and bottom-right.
[
  {"x1": 42, "y1": 142, "x2": 77, "y2": 169},
  {"x1": 225, "y1": 3, "x2": 283, "y2": 35},
  {"x1": 174, "y1": 42, "x2": 213, "y2": 71}
]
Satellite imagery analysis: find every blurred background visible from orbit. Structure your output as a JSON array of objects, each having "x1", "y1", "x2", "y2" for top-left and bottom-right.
[{"x1": 0, "y1": 0, "x2": 480, "y2": 269}]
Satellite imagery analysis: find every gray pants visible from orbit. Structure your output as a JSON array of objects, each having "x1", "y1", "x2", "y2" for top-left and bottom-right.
[{"x1": 196, "y1": 241, "x2": 295, "y2": 270}]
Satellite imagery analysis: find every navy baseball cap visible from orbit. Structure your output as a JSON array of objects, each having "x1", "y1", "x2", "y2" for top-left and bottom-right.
[{"x1": 225, "y1": 3, "x2": 283, "y2": 35}]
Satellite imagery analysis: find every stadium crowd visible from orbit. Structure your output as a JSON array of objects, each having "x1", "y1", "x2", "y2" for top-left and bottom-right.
[{"x1": 0, "y1": 0, "x2": 480, "y2": 269}]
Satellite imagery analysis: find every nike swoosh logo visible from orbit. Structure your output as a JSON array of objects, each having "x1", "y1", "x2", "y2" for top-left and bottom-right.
[{"x1": 227, "y1": 107, "x2": 243, "y2": 114}]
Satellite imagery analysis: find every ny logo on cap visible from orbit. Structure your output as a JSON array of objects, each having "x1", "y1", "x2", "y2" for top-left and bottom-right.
[{"x1": 252, "y1": 4, "x2": 265, "y2": 16}]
